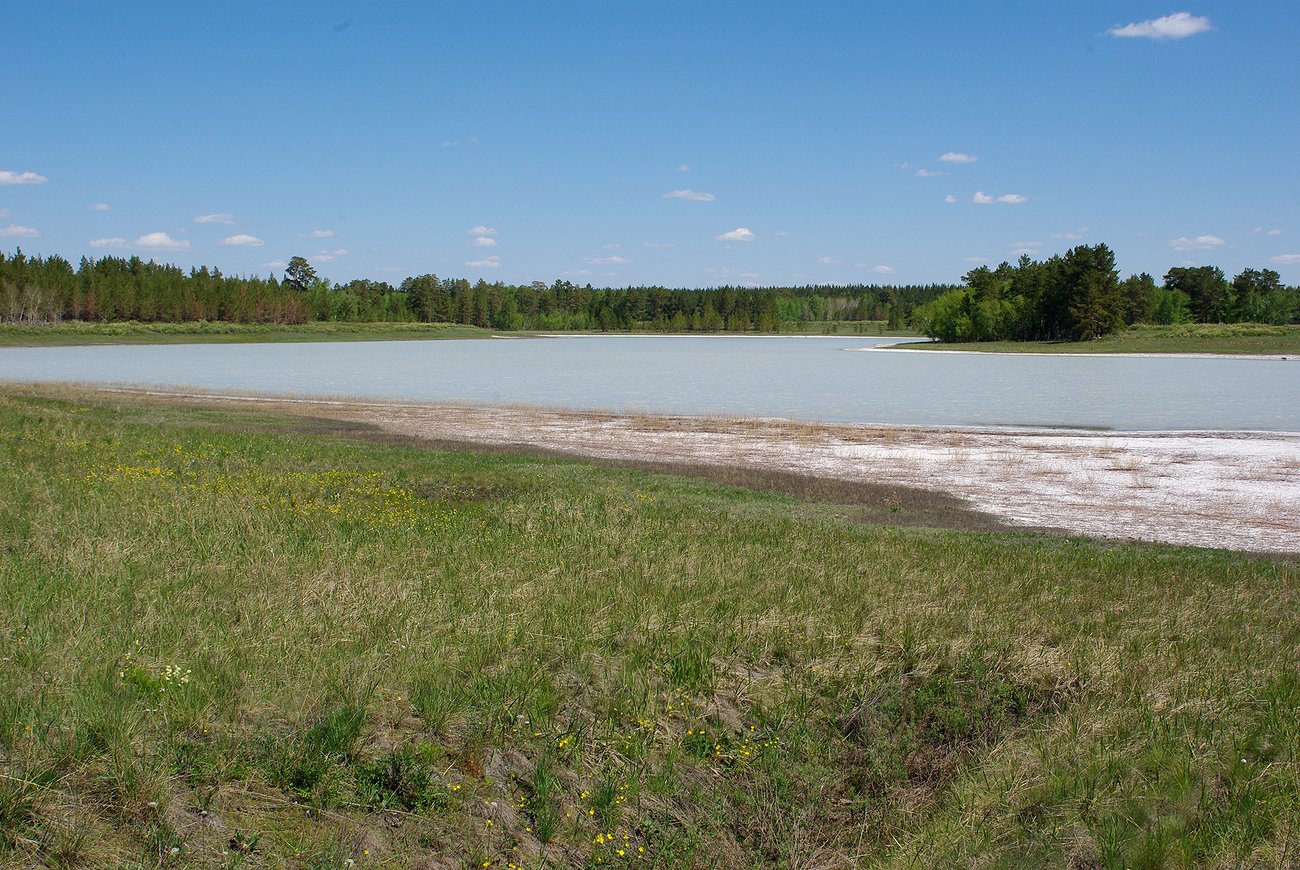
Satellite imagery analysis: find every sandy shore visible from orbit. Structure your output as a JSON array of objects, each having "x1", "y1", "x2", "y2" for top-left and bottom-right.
[{"x1": 92, "y1": 387, "x2": 1300, "y2": 555}]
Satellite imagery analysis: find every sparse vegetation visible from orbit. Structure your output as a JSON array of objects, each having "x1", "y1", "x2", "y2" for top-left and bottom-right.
[
  {"x1": 0, "y1": 387, "x2": 1295, "y2": 867},
  {"x1": 897, "y1": 322, "x2": 1300, "y2": 355},
  {"x1": 0, "y1": 319, "x2": 494, "y2": 347}
]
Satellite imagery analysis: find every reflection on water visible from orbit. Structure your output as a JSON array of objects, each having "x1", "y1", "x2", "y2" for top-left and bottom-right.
[{"x1": 1, "y1": 335, "x2": 1297, "y2": 431}]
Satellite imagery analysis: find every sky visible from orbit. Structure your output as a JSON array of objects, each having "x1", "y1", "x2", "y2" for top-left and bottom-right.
[{"x1": 3, "y1": 2, "x2": 1299, "y2": 289}]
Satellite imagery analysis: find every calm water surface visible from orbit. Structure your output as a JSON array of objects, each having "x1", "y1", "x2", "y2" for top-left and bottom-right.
[{"x1": 2, "y1": 335, "x2": 1297, "y2": 431}]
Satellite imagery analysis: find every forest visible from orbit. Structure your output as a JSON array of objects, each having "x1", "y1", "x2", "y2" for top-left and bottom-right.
[
  {"x1": 911, "y1": 244, "x2": 1299, "y2": 342},
  {"x1": 0, "y1": 250, "x2": 946, "y2": 332},
  {"x1": 2, "y1": 245, "x2": 1296, "y2": 339}
]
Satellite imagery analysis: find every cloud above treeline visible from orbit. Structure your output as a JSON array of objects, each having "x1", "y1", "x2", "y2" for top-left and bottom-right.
[
  {"x1": 91, "y1": 232, "x2": 190, "y2": 251},
  {"x1": 1169, "y1": 234, "x2": 1225, "y2": 251},
  {"x1": 0, "y1": 170, "x2": 47, "y2": 185},
  {"x1": 663, "y1": 189, "x2": 716, "y2": 202},
  {"x1": 715, "y1": 227, "x2": 755, "y2": 242},
  {"x1": 0, "y1": 223, "x2": 40, "y2": 238},
  {"x1": 1108, "y1": 12, "x2": 1212, "y2": 40},
  {"x1": 220, "y1": 234, "x2": 264, "y2": 247},
  {"x1": 973, "y1": 192, "x2": 1027, "y2": 204}
]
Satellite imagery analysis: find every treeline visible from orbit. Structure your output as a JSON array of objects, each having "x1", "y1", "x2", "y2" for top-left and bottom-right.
[
  {"x1": 913, "y1": 244, "x2": 1299, "y2": 342},
  {"x1": 0, "y1": 249, "x2": 952, "y2": 331}
]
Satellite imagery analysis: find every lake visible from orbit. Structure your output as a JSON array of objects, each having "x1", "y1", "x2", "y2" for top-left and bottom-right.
[{"x1": 1, "y1": 335, "x2": 1297, "y2": 431}]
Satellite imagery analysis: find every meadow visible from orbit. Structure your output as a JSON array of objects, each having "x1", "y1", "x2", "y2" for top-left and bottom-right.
[
  {"x1": 0, "y1": 387, "x2": 1295, "y2": 868},
  {"x1": 902, "y1": 322, "x2": 1300, "y2": 356},
  {"x1": 0, "y1": 322, "x2": 493, "y2": 348}
]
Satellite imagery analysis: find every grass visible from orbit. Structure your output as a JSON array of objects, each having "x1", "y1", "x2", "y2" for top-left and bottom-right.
[
  {"x1": 0, "y1": 320, "x2": 496, "y2": 346},
  {"x1": 0, "y1": 320, "x2": 918, "y2": 347},
  {"x1": 899, "y1": 322, "x2": 1300, "y2": 355},
  {"x1": 0, "y1": 386, "x2": 1296, "y2": 867}
]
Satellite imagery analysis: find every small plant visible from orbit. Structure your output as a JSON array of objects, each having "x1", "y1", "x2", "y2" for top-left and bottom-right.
[
  {"x1": 523, "y1": 754, "x2": 561, "y2": 844},
  {"x1": 353, "y1": 747, "x2": 445, "y2": 812},
  {"x1": 0, "y1": 774, "x2": 38, "y2": 850},
  {"x1": 228, "y1": 830, "x2": 261, "y2": 855}
]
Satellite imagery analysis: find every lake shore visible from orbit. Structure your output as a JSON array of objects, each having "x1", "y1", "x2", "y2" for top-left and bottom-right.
[
  {"x1": 884, "y1": 323, "x2": 1300, "y2": 357},
  {"x1": 79, "y1": 386, "x2": 1300, "y2": 555},
  {"x1": 872, "y1": 343, "x2": 1296, "y2": 361}
]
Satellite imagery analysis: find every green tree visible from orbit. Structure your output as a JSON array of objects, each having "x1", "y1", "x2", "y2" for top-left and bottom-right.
[
  {"x1": 283, "y1": 256, "x2": 317, "y2": 292},
  {"x1": 1231, "y1": 268, "x2": 1283, "y2": 323},
  {"x1": 1164, "y1": 266, "x2": 1229, "y2": 323},
  {"x1": 1061, "y1": 244, "x2": 1123, "y2": 340}
]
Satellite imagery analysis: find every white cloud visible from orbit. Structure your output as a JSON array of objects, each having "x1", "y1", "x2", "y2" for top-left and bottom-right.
[
  {"x1": 1010, "y1": 248, "x2": 1040, "y2": 257},
  {"x1": 872, "y1": 265, "x2": 896, "y2": 274},
  {"x1": 1267, "y1": 229, "x2": 1283, "y2": 236},
  {"x1": 1269, "y1": 254, "x2": 1300, "y2": 265},
  {"x1": 914, "y1": 169, "x2": 946, "y2": 177},
  {"x1": 91, "y1": 232, "x2": 190, "y2": 251},
  {"x1": 0, "y1": 223, "x2": 39, "y2": 238},
  {"x1": 586, "y1": 256, "x2": 631, "y2": 265},
  {"x1": 220, "y1": 234, "x2": 264, "y2": 247},
  {"x1": 817, "y1": 256, "x2": 840, "y2": 265},
  {"x1": 677, "y1": 164, "x2": 691, "y2": 172},
  {"x1": 301, "y1": 229, "x2": 335, "y2": 238},
  {"x1": 894, "y1": 162, "x2": 912, "y2": 170},
  {"x1": 312, "y1": 248, "x2": 349, "y2": 262},
  {"x1": 262, "y1": 260, "x2": 286, "y2": 269},
  {"x1": 1108, "y1": 12, "x2": 1212, "y2": 40},
  {"x1": 715, "y1": 227, "x2": 756, "y2": 242},
  {"x1": 468, "y1": 225, "x2": 497, "y2": 236},
  {"x1": 663, "y1": 188, "x2": 716, "y2": 202},
  {"x1": 603, "y1": 243, "x2": 622, "y2": 250},
  {"x1": 471, "y1": 236, "x2": 498, "y2": 247},
  {"x1": 87, "y1": 203, "x2": 111, "y2": 212},
  {"x1": 944, "y1": 195, "x2": 957, "y2": 203},
  {"x1": 466, "y1": 255, "x2": 501, "y2": 268},
  {"x1": 1169, "y1": 234, "x2": 1225, "y2": 251},
  {"x1": 136, "y1": 232, "x2": 190, "y2": 250},
  {"x1": 973, "y1": 192, "x2": 1026, "y2": 205},
  {"x1": 0, "y1": 170, "x2": 47, "y2": 185},
  {"x1": 939, "y1": 152, "x2": 978, "y2": 164},
  {"x1": 1053, "y1": 226, "x2": 1089, "y2": 240},
  {"x1": 193, "y1": 213, "x2": 235, "y2": 224}
]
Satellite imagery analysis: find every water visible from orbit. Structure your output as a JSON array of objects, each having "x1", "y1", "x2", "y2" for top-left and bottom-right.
[{"x1": 1, "y1": 335, "x2": 1297, "y2": 431}]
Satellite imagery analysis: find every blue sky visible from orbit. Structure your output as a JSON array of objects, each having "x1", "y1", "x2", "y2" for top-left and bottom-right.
[{"x1": 3, "y1": 2, "x2": 1298, "y2": 288}]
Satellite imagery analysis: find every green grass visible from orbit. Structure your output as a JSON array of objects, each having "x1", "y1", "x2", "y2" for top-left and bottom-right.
[
  {"x1": 0, "y1": 319, "x2": 918, "y2": 347},
  {"x1": 0, "y1": 387, "x2": 1296, "y2": 867},
  {"x1": 898, "y1": 322, "x2": 1300, "y2": 355},
  {"x1": 0, "y1": 320, "x2": 496, "y2": 346}
]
